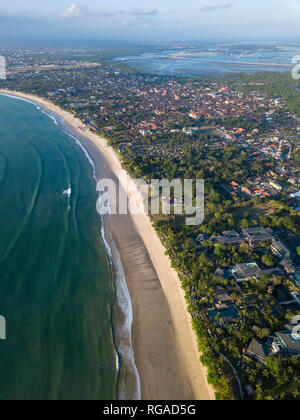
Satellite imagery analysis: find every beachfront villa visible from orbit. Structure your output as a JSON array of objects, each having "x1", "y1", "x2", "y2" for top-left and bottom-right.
[
  {"x1": 231, "y1": 262, "x2": 261, "y2": 282},
  {"x1": 230, "y1": 262, "x2": 283, "y2": 282},
  {"x1": 244, "y1": 338, "x2": 272, "y2": 364},
  {"x1": 272, "y1": 326, "x2": 300, "y2": 357}
]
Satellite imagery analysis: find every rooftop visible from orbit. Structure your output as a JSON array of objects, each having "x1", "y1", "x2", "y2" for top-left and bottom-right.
[
  {"x1": 234, "y1": 262, "x2": 261, "y2": 277},
  {"x1": 231, "y1": 262, "x2": 284, "y2": 281},
  {"x1": 244, "y1": 338, "x2": 272, "y2": 364},
  {"x1": 275, "y1": 325, "x2": 300, "y2": 356},
  {"x1": 242, "y1": 227, "x2": 274, "y2": 244}
]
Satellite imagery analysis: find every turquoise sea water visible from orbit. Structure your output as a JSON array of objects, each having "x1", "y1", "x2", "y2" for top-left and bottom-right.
[{"x1": 0, "y1": 94, "x2": 117, "y2": 400}]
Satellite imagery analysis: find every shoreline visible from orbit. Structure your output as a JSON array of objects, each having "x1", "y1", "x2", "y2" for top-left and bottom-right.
[{"x1": 0, "y1": 89, "x2": 214, "y2": 401}]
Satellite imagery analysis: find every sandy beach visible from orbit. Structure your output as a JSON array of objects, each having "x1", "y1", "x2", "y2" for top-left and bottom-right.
[{"x1": 0, "y1": 89, "x2": 214, "y2": 401}]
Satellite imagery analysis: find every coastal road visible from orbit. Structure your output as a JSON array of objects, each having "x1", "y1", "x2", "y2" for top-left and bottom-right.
[{"x1": 215, "y1": 350, "x2": 244, "y2": 401}]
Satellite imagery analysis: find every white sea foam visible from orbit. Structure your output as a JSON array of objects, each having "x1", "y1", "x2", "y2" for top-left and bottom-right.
[
  {"x1": 62, "y1": 129, "x2": 141, "y2": 400},
  {"x1": 0, "y1": 92, "x2": 141, "y2": 400},
  {"x1": 109, "y1": 237, "x2": 141, "y2": 400},
  {"x1": 97, "y1": 194, "x2": 141, "y2": 400},
  {"x1": 41, "y1": 109, "x2": 59, "y2": 126},
  {"x1": 64, "y1": 132, "x2": 96, "y2": 178},
  {"x1": 62, "y1": 128, "x2": 141, "y2": 400},
  {"x1": 0, "y1": 93, "x2": 59, "y2": 127}
]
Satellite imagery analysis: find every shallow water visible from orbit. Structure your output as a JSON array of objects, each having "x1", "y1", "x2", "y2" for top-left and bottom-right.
[{"x1": 115, "y1": 43, "x2": 300, "y2": 77}]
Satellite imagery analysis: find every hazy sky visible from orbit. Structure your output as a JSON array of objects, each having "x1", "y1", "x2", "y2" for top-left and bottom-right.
[{"x1": 1, "y1": 0, "x2": 300, "y2": 42}]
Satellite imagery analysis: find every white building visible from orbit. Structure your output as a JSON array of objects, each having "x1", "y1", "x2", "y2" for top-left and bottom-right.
[
  {"x1": 269, "y1": 181, "x2": 282, "y2": 191},
  {"x1": 291, "y1": 191, "x2": 300, "y2": 199}
]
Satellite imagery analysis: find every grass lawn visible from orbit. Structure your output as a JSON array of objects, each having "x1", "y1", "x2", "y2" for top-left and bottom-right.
[{"x1": 232, "y1": 204, "x2": 269, "y2": 222}]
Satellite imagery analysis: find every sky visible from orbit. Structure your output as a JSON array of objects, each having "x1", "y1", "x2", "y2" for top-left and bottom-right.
[{"x1": 1, "y1": 0, "x2": 300, "y2": 43}]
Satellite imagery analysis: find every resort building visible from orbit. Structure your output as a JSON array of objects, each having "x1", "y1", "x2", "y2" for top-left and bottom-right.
[
  {"x1": 244, "y1": 338, "x2": 272, "y2": 364},
  {"x1": 271, "y1": 239, "x2": 293, "y2": 260},
  {"x1": 269, "y1": 180, "x2": 283, "y2": 191},
  {"x1": 290, "y1": 191, "x2": 300, "y2": 199},
  {"x1": 245, "y1": 324, "x2": 300, "y2": 364},
  {"x1": 231, "y1": 262, "x2": 284, "y2": 282},
  {"x1": 271, "y1": 239, "x2": 295, "y2": 274},
  {"x1": 215, "y1": 286, "x2": 232, "y2": 308},
  {"x1": 294, "y1": 268, "x2": 300, "y2": 287},
  {"x1": 272, "y1": 325, "x2": 300, "y2": 358},
  {"x1": 242, "y1": 227, "x2": 274, "y2": 247},
  {"x1": 231, "y1": 262, "x2": 261, "y2": 282},
  {"x1": 281, "y1": 259, "x2": 296, "y2": 275},
  {"x1": 210, "y1": 230, "x2": 245, "y2": 247}
]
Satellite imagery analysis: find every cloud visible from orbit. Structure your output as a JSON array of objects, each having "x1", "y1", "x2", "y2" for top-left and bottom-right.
[
  {"x1": 60, "y1": 4, "x2": 125, "y2": 20},
  {"x1": 129, "y1": 8, "x2": 158, "y2": 17},
  {"x1": 0, "y1": 4, "x2": 158, "y2": 35},
  {"x1": 90, "y1": 10, "x2": 125, "y2": 18},
  {"x1": 59, "y1": 4, "x2": 158, "y2": 26},
  {"x1": 200, "y1": 4, "x2": 232, "y2": 12}
]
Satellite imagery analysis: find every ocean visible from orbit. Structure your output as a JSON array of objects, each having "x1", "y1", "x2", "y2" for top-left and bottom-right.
[{"x1": 0, "y1": 94, "x2": 119, "y2": 400}]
